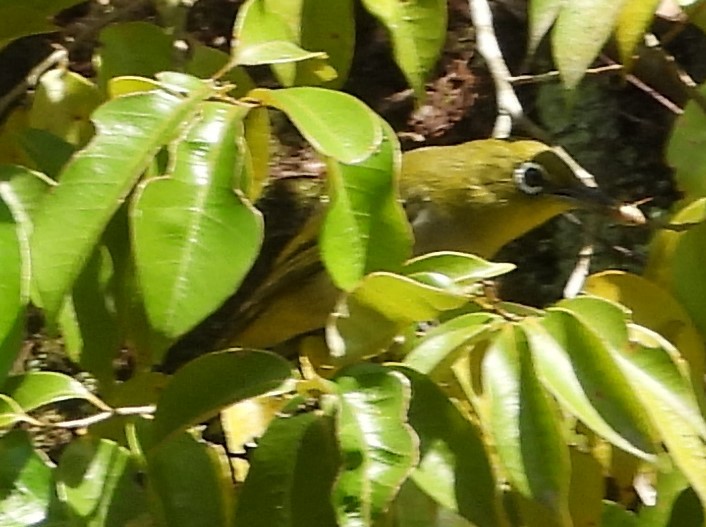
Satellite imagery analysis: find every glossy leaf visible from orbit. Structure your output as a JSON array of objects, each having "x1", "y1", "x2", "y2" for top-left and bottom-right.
[
  {"x1": 132, "y1": 101, "x2": 263, "y2": 340},
  {"x1": 250, "y1": 87, "x2": 382, "y2": 164},
  {"x1": 55, "y1": 437, "x2": 148, "y2": 526},
  {"x1": 395, "y1": 366, "x2": 501, "y2": 527},
  {"x1": 321, "y1": 121, "x2": 411, "y2": 290},
  {"x1": 333, "y1": 364, "x2": 418, "y2": 527},
  {"x1": 2, "y1": 371, "x2": 109, "y2": 413},
  {"x1": 403, "y1": 251, "x2": 516, "y2": 288},
  {"x1": 527, "y1": 0, "x2": 564, "y2": 55},
  {"x1": 404, "y1": 312, "x2": 501, "y2": 375},
  {"x1": 615, "y1": 0, "x2": 662, "y2": 69},
  {"x1": 97, "y1": 21, "x2": 173, "y2": 92},
  {"x1": 359, "y1": 0, "x2": 446, "y2": 100},
  {"x1": 552, "y1": 0, "x2": 630, "y2": 88},
  {"x1": 530, "y1": 308, "x2": 657, "y2": 458},
  {"x1": 584, "y1": 271, "x2": 705, "y2": 384},
  {"x1": 146, "y1": 427, "x2": 234, "y2": 527},
  {"x1": 31, "y1": 74, "x2": 215, "y2": 318},
  {"x1": 327, "y1": 271, "x2": 470, "y2": 362},
  {"x1": 482, "y1": 325, "x2": 571, "y2": 523},
  {"x1": 616, "y1": 325, "x2": 706, "y2": 505},
  {"x1": 28, "y1": 69, "x2": 101, "y2": 147},
  {"x1": 184, "y1": 43, "x2": 255, "y2": 98},
  {"x1": 0, "y1": 430, "x2": 55, "y2": 527},
  {"x1": 151, "y1": 350, "x2": 292, "y2": 446},
  {"x1": 666, "y1": 83, "x2": 706, "y2": 199},
  {"x1": 232, "y1": 0, "x2": 332, "y2": 86},
  {"x1": 234, "y1": 401, "x2": 339, "y2": 526}
]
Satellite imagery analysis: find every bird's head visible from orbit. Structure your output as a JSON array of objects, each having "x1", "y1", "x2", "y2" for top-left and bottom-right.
[{"x1": 401, "y1": 139, "x2": 644, "y2": 258}]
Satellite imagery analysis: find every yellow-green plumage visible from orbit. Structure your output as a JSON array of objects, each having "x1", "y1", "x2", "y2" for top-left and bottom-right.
[{"x1": 224, "y1": 139, "x2": 638, "y2": 348}]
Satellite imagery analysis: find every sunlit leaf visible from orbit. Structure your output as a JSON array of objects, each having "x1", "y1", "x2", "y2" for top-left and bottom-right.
[
  {"x1": 132, "y1": 101, "x2": 263, "y2": 340},
  {"x1": 321, "y1": 121, "x2": 411, "y2": 290},
  {"x1": 552, "y1": 0, "x2": 630, "y2": 88},
  {"x1": 31, "y1": 74, "x2": 215, "y2": 318},
  {"x1": 615, "y1": 0, "x2": 661, "y2": 69},
  {"x1": 250, "y1": 87, "x2": 382, "y2": 164},
  {"x1": 2, "y1": 371, "x2": 109, "y2": 413},
  {"x1": 0, "y1": 430, "x2": 56, "y2": 527},
  {"x1": 482, "y1": 325, "x2": 571, "y2": 522},
  {"x1": 527, "y1": 0, "x2": 564, "y2": 55},
  {"x1": 333, "y1": 364, "x2": 418, "y2": 527}
]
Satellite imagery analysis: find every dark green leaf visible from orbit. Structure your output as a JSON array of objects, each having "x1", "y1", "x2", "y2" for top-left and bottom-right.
[
  {"x1": 394, "y1": 366, "x2": 501, "y2": 527},
  {"x1": 151, "y1": 350, "x2": 292, "y2": 446},
  {"x1": 234, "y1": 402, "x2": 339, "y2": 527},
  {"x1": 2, "y1": 371, "x2": 109, "y2": 412}
]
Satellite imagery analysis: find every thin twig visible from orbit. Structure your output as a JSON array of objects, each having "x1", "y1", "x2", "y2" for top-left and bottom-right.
[
  {"x1": 508, "y1": 64, "x2": 624, "y2": 86},
  {"x1": 44, "y1": 404, "x2": 156, "y2": 429}
]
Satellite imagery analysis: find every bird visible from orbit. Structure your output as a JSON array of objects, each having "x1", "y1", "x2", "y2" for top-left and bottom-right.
[{"x1": 210, "y1": 139, "x2": 645, "y2": 350}]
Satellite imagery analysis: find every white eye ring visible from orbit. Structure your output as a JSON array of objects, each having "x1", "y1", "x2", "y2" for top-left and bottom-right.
[{"x1": 514, "y1": 162, "x2": 547, "y2": 195}]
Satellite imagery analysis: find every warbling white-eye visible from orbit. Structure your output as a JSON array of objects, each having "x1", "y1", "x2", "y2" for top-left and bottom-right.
[{"x1": 222, "y1": 139, "x2": 644, "y2": 348}]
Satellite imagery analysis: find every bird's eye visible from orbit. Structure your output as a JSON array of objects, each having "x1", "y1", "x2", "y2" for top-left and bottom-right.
[{"x1": 514, "y1": 162, "x2": 547, "y2": 195}]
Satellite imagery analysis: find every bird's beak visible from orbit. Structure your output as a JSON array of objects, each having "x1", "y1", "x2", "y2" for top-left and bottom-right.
[{"x1": 554, "y1": 184, "x2": 646, "y2": 226}]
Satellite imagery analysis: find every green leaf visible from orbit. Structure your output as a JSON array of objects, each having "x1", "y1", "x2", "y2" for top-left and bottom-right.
[
  {"x1": 615, "y1": 0, "x2": 662, "y2": 69},
  {"x1": 55, "y1": 437, "x2": 148, "y2": 526},
  {"x1": 527, "y1": 0, "x2": 564, "y2": 55},
  {"x1": 184, "y1": 43, "x2": 255, "y2": 98},
  {"x1": 151, "y1": 350, "x2": 292, "y2": 447},
  {"x1": 2, "y1": 371, "x2": 109, "y2": 413},
  {"x1": 327, "y1": 271, "x2": 470, "y2": 362},
  {"x1": 666, "y1": 83, "x2": 706, "y2": 199},
  {"x1": 0, "y1": 430, "x2": 55, "y2": 527},
  {"x1": 482, "y1": 325, "x2": 571, "y2": 523},
  {"x1": 601, "y1": 501, "x2": 638, "y2": 527},
  {"x1": 552, "y1": 0, "x2": 630, "y2": 89},
  {"x1": 617, "y1": 325, "x2": 706, "y2": 506},
  {"x1": 234, "y1": 402, "x2": 339, "y2": 527},
  {"x1": 531, "y1": 308, "x2": 657, "y2": 458},
  {"x1": 0, "y1": 0, "x2": 88, "y2": 48},
  {"x1": 568, "y1": 448, "x2": 604, "y2": 527},
  {"x1": 28, "y1": 70, "x2": 101, "y2": 148},
  {"x1": 321, "y1": 121, "x2": 412, "y2": 290},
  {"x1": 249, "y1": 87, "x2": 382, "y2": 164},
  {"x1": 31, "y1": 74, "x2": 215, "y2": 319},
  {"x1": 132, "y1": 101, "x2": 263, "y2": 340},
  {"x1": 0, "y1": 394, "x2": 35, "y2": 429},
  {"x1": 359, "y1": 0, "x2": 446, "y2": 100},
  {"x1": 584, "y1": 271, "x2": 706, "y2": 388},
  {"x1": 672, "y1": 220, "x2": 706, "y2": 338},
  {"x1": 638, "y1": 461, "x2": 704, "y2": 527},
  {"x1": 145, "y1": 427, "x2": 234, "y2": 527},
  {"x1": 0, "y1": 174, "x2": 30, "y2": 384},
  {"x1": 97, "y1": 21, "x2": 173, "y2": 92},
  {"x1": 404, "y1": 312, "x2": 501, "y2": 376},
  {"x1": 232, "y1": 0, "x2": 333, "y2": 86},
  {"x1": 394, "y1": 366, "x2": 501, "y2": 527},
  {"x1": 333, "y1": 364, "x2": 418, "y2": 527},
  {"x1": 403, "y1": 251, "x2": 515, "y2": 288}
]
